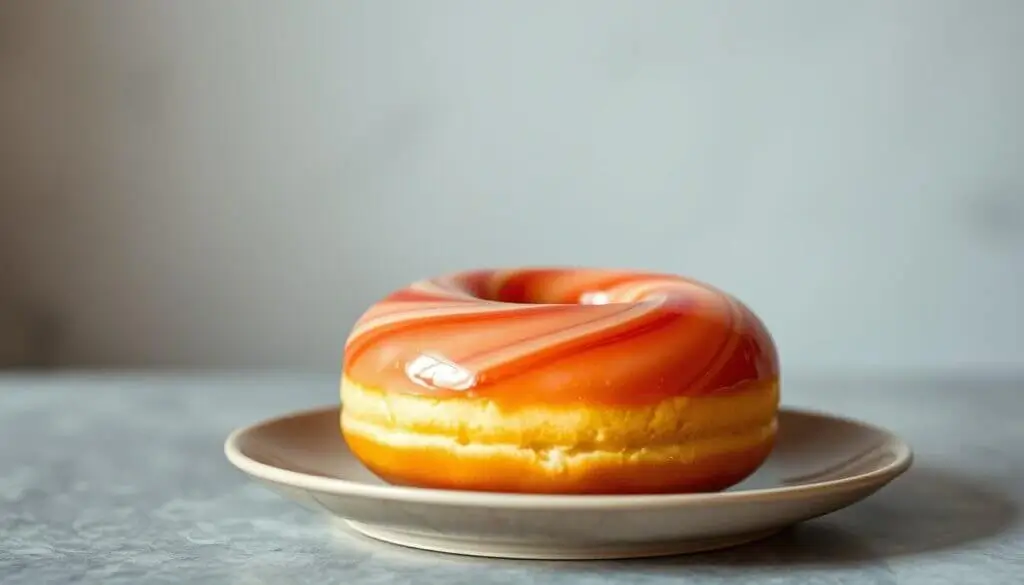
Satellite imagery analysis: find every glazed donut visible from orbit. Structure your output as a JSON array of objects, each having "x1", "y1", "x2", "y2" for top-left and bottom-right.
[{"x1": 340, "y1": 268, "x2": 780, "y2": 494}]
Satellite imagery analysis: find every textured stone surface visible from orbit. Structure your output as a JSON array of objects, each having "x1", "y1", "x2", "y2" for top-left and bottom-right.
[{"x1": 1, "y1": 372, "x2": 1021, "y2": 584}]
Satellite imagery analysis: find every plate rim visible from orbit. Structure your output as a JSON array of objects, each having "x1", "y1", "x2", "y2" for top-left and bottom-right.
[{"x1": 224, "y1": 404, "x2": 913, "y2": 509}]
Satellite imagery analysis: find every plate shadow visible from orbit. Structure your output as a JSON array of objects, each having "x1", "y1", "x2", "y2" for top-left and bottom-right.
[
  {"x1": 330, "y1": 464, "x2": 1017, "y2": 574},
  {"x1": 616, "y1": 464, "x2": 1019, "y2": 570}
]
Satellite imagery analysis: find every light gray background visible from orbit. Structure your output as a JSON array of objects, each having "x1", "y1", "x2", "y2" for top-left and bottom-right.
[{"x1": 2, "y1": 0, "x2": 1022, "y2": 372}]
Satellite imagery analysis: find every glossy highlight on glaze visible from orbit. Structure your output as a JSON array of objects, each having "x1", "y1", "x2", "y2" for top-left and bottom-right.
[{"x1": 344, "y1": 268, "x2": 779, "y2": 407}]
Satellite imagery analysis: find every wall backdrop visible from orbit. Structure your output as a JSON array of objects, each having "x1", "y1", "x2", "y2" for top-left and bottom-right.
[{"x1": 2, "y1": 0, "x2": 1022, "y2": 372}]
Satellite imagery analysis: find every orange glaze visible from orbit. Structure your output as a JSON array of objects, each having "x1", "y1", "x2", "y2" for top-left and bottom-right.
[{"x1": 343, "y1": 268, "x2": 779, "y2": 408}]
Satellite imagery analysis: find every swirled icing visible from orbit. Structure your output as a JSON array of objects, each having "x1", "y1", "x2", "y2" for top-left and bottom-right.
[{"x1": 343, "y1": 268, "x2": 778, "y2": 407}]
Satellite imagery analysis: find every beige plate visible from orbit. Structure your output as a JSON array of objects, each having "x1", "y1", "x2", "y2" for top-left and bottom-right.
[{"x1": 224, "y1": 406, "x2": 912, "y2": 560}]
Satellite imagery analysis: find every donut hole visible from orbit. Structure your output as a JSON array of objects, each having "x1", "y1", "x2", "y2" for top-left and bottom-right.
[
  {"x1": 478, "y1": 286, "x2": 620, "y2": 306},
  {"x1": 456, "y1": 269, "x2": 635, "y2": 306}
]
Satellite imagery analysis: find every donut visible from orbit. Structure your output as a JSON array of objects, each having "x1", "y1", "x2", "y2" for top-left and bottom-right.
[{"x1": 340, "y1": 268, "x2": 780, "y2": 495}]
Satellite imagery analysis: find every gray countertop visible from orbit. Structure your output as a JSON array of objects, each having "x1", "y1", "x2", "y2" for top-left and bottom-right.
[{"x1": 1, "y1": 371, "x2": 1021, "y2": 584}]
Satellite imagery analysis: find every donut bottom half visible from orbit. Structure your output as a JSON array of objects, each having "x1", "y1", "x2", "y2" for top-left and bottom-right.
[{"x1": 340, "y1": 377, "x2": 779, "y2": 495}]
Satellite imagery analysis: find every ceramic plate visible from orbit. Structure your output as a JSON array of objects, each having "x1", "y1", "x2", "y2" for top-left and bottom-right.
[{"x1": 224, "y1": 406, "x2": 912, "y2": 560}]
